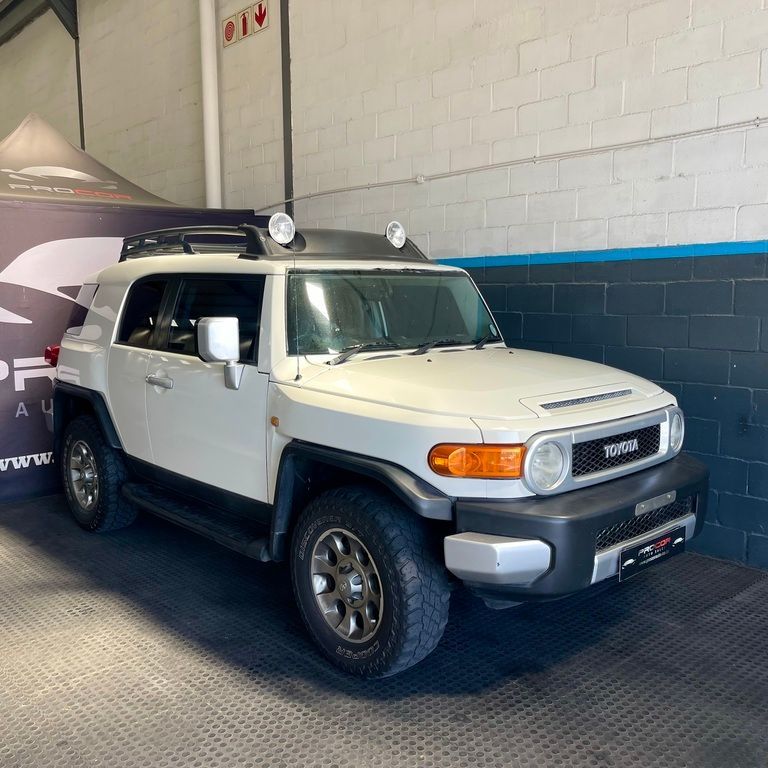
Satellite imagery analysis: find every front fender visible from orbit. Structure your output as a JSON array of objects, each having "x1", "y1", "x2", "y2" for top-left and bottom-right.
[{"x1": 268, "y1": 441, "x2": 454, "y2": 561}]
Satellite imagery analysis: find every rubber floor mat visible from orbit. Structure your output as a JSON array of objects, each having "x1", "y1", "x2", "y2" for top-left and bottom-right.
[{"x1": 0, "y1": 496, "x2": 766, "y2": 768}]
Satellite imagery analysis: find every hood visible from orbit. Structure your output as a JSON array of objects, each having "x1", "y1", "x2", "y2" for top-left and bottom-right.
[{"x1": 297, "y1": 346, "x2": 663, "y2": 420}]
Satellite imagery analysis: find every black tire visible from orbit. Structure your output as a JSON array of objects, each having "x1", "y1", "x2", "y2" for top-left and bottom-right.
[
  {"x1": 60, "y1": 414, "x2": 137, "y2": 532},
  {"x1": 290, "y1": 486, "x2": 450, "y2": 678}
]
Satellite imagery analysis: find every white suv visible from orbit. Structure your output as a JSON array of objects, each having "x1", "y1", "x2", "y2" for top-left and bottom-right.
[{"x1": 48, "y1": 215, "x2": 709, "y2": 677}]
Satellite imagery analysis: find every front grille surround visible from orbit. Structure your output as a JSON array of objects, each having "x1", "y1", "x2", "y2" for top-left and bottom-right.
[
  {"x1": 522, "y1": 406, "x2": 682, "y2": 496},
  {"x1": 595, "y1": 496, "x2": 694, "y2": 552}
]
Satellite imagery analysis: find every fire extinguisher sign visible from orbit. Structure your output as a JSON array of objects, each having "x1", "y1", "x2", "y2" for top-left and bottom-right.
[{"x1": 222, "y1": 1, "x2": 268, "y2": 48}]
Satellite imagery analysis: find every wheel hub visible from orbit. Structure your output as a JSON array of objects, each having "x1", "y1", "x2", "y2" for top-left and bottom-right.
[
  {"x1": 336, "y1": 561, "x2": 365, "y2": 605},
  {"x1": 68, "y1": 440, "x2": 99, "y2": 512},
  {"x1": 310, "y1": 528, "x2": 383, "y2": 644}
]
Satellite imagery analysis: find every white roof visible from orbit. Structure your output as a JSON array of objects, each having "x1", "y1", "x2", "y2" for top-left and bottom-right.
[{"x1": 95, "y1": 252, "x2": 464, "y2": 286}]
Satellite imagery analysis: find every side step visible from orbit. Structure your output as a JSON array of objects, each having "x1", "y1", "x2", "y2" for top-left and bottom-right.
[{"x1": 122, "y1": 482, "x2": 271, "y2": 561}]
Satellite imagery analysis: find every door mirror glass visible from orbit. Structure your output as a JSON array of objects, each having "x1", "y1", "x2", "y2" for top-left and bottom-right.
[{"x1": 197, "y1": 317, "x2": 240, "y2": 362}]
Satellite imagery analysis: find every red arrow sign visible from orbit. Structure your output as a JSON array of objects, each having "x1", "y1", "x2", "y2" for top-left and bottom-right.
[{"x1": 255, "y1": 2, "x2": 267, "y2": 27}]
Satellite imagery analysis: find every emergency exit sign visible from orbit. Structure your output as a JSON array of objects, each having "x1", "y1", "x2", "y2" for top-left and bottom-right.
[{"x1": 222, "y1": 1, "x2": 269, "y2": 48}]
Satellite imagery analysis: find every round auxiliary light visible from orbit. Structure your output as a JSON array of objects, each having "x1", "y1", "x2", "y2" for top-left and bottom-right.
[
  {"x1": 268, "y1": 212, "x2": 296, "y2": 245},
  {"x1": 528, "y1": 442, "x2": 566, "y2": 492},
  {"x1": 670, "y1": 411, "x2": 684, "y2": 453},
  {"x1": 385, "y1": 220, "x2": 406, "y2": 249}
]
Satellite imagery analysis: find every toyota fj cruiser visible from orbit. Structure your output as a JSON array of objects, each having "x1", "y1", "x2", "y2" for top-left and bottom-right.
[{"x1": 47, "y1": 215, "x2": 709, "y2": 677}]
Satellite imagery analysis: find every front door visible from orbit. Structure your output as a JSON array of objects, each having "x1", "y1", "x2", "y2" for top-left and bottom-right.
[{"x1": 144, "y1": 275, "x2": 270, "y2": 502}]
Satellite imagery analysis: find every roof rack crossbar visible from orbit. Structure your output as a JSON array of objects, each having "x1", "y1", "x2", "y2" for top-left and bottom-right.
[{"x1": 119, "y1": 224, "x2": 264, "y2": 261}]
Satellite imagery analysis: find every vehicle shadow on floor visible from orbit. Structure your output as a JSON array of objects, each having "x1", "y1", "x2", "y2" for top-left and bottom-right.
[{"x1": 1, "y1": 494, "x2": 757, "y2": 704}]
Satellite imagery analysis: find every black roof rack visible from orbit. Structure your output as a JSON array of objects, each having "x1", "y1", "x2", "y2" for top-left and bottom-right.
[
  {"x1": 119, "y1": 224, "x2": 430, "y2": 263},
  {"x1": 120, "y1": 225, "x2": 265, "y2": 261}
]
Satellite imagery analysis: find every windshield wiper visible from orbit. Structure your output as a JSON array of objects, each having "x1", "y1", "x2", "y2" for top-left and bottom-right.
[
  {"x1": 411, "y1": 338, "x2": 466, "y2": 356},
  {"x1": 327, "y1": 342, "x2": 400, "y2": 366},
  {"x1": 473, "y1": 331, "x2": 503, "y2": 350}
]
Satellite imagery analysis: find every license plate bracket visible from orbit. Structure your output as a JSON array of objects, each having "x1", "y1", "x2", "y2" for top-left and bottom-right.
[{"x1": 619, "y1": 526, "x2": 686, "y2": 582}]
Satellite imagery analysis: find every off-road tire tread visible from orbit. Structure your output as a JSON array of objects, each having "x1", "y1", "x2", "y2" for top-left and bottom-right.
[
  {"x1": 292, "y1": 486, "x2": 450, "y2": 678},
  {"x1": 61, "y1": 415, "x2": 137, "y2": 532}
]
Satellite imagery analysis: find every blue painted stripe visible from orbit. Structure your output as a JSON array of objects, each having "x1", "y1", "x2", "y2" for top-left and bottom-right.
[{"x1": 437, "y1": 239, "x2": 768, "y2": 269}]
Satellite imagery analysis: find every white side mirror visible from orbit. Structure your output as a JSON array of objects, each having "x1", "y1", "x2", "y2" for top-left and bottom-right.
[{"x1": 197, "y1": 317, "x2": 243, "y2": 390}]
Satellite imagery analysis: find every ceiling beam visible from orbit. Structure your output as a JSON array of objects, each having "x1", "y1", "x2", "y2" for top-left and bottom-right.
[
  {"x1": 0, "y1": 0, "x2": 47, "y2": 47},
  {"x1": 0, "y1": 0, "x2": 77, "y2": 47},
  {"x1": 47, "y1": 0, "x2": 76, "y2": 37}
]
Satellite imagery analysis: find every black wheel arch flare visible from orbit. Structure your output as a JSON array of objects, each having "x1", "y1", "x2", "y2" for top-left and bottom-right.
[
  {"x1": 269, "y1": 441, "x2": 454, "y2": 561},
  {"x1": 52, "y1": 381, "x2": 123, "y2": 459}
]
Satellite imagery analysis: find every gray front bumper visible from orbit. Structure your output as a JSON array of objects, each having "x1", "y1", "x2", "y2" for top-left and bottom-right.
[
  {"x1": 445, "y1": 511, "x2": 697, "y2": 587},
  {"x1": 444, "y1": 453, "x2": 709, "y2": 600}
]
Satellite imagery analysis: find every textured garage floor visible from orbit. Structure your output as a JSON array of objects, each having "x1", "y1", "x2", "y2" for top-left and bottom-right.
[{"x1": 1, "y1": 496, "x2": 767, "y2": 768}]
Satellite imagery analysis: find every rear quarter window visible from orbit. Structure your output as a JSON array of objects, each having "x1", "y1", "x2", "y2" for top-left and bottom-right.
[
  {"x1": 65, "y1": 283, "x2": 99, "y2": 336},
  {"x1": 116, "y1": 279, "x2": 168, "y2": 347}
]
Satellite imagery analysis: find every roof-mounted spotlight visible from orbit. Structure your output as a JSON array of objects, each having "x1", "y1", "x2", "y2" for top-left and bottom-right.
[
  {"x1": 385, "y1": 220, "x2": 406, "y2": 249},
  {"x1": 268, "y1": 212, "x2": 296, "y2": 245}
]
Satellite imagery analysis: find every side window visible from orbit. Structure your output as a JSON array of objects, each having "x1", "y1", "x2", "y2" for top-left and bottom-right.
[
  {"x1": 117, "y1": 279, "x2": 167, "y2": 347},
  {"x1": 167, "y1": 277, "x2": 266, "y2": 362},
  {"x1": 65, "y1": 283, "x2": 99, "y2": 336}
]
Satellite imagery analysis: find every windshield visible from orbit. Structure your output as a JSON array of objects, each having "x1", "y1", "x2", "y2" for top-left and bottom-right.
[{"x1": 287, "y1": 270, "x2": 498, "y2": 355}]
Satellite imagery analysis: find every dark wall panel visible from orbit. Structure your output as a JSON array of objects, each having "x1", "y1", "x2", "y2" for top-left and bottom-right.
[{"x1": 474, "y1": 252, "x2": 768, "y2": 568}]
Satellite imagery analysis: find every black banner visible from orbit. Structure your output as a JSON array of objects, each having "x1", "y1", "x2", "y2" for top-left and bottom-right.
[{"x1": 0, "y1": 116, "x2": 266, "y2": 501}]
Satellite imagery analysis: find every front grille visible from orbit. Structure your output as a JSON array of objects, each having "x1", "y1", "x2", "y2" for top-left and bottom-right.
[
  {"x1": 572, "y1": 424, "x2": 661, "y2": 477},
  {"x1": 595, "y1": 496, "x2": 693, "y2": 552}
]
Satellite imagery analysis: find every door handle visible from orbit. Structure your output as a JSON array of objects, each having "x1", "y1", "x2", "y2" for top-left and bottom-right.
[{"x1": 146, "y1": 374, "x2": 174, "y2": 389}]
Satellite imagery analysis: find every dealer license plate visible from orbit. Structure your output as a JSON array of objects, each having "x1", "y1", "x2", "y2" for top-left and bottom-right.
[{"x1": 619, "y1": 526, "x2": 686, "y2": 582}]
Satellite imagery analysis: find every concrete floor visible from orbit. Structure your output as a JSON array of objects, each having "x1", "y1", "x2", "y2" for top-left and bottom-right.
[{"x1": 1, "y1": 495, "x2": 767, "y2": 768}]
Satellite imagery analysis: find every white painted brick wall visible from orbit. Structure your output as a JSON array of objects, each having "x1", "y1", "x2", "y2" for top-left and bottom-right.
[
  {"x1": 80, "y1": 0, "x2": 282, "y2": 209},
  {"x1": 289, "y1": 0, "x2": 768, "y2": 256},
  {"x1": 736, "y1": 202, "x2": 768, "y2": 238},
  {"x1": 0, "y1": 11, "x2": 79, "y2": 146},
  {"x1": 635, "y1": 177, "x2": 696, "y2": 213},
  {"x1": 9, "y1": 0, "x2": 768, "y2": 254},
  {"x1": 624, "y1": 70, "x2": 687, "y2": 113},
  {"x1": 520, "y1": 33, "x2": 571, "y2": 73},
  {"x1": 609, "y1": 213, "x2": 667, "y2": 248},
  {"x1": 528, "y1": 190, "x2": 577, "y2": 223},
  {"x1": 217, "y1": 0, "x2": 282, "y2": 212},
  {"x1": 556, "y1": 219, "x2": 609, "y2": 250},
  {"x1": 655, "y1": 24, "x2": 723, "y2": 73},
  {"x1": 667, "y1": 207, "x2": 736, "y2": 243},
  {"x1": 578, "y1": 182, "x2": 633, "y2": 219},
  {"x1": 628, "y1": 0, "x2": 690, "y2": 45},
  {"x1": 79, "y1": 0, "x2": 206, "y2": 207}
]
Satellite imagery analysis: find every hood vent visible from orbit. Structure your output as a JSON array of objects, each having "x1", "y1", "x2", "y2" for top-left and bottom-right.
[{"x1": 540, "y1": 389, "x2": 632, "y2": 411}]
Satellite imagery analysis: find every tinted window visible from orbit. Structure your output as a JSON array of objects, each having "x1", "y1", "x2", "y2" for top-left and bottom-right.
[
  {"x1": 117, "y1": 280, "x2": 167, "y2": 347},
  {"x1": 66, "y1": 283, "x2": 99, "y2": 336},
  {"x1": 167, "y1": 277, "x2": 265, "y2": 362}
]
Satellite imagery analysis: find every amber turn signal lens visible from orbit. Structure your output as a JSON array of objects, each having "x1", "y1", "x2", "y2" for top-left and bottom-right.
[{"x1": 428, "y1": 444, "x2": 525, "y2": 479}]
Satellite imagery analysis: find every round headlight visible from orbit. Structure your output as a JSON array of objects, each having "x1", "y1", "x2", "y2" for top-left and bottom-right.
[
  {"x1": 385, "y1": 220, "x2": 406, "y2": 249},
  {"x1": 670, "y1": 412, "x2": 684, "y2": 453},
  {"x1": 268, "y1": 212, "x2": 295, "y2": 245},
  {"x1": 528, "y1": 442, "x2": 566, "y2": 491}
]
